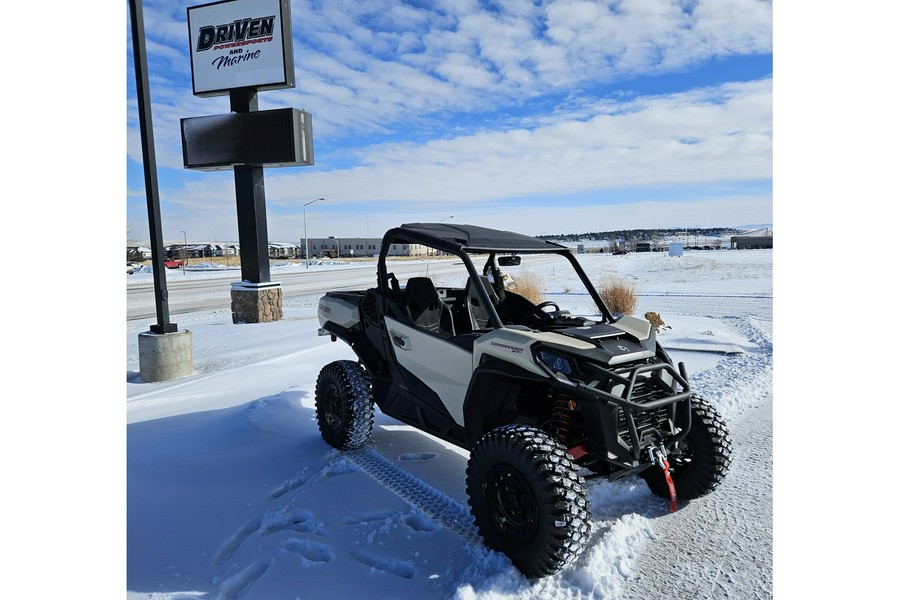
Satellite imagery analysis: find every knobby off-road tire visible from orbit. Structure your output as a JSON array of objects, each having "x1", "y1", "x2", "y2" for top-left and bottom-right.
[
  {"x1": 314, "y1": 360, "x2": 375, "y2": 450},
  {"x1": 466, "y1": 425, "x2": 591, "y2": 578},
  {"x1": 642, "y1": 394, "x2": 733, "y2": 500}
]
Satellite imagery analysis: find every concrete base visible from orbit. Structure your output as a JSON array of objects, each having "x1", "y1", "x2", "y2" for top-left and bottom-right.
[
  {"x1": 231, "y1": 281, "x2": 283, "y2": 324},
  {"x1": 138, "y1": 329, "x2": 193, "y2": 382}
]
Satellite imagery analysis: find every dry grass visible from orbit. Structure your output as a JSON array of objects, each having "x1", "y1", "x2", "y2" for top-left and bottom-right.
[
  {"x1": 598, "y1": 276, "x2": 638, "y2": 316},
  {"x1": 512, "y1": 270, "x2": 545, "y2": 304}
]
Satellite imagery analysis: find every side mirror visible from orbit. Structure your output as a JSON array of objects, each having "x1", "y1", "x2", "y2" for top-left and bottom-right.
[{"x1": 497, "y1": 255, "x2": 521, "y2": 266}]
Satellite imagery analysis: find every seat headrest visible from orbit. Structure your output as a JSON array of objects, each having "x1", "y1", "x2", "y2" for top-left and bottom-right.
[{"x1": 406, "y1": 277, "x2": 439, "y2": 312}]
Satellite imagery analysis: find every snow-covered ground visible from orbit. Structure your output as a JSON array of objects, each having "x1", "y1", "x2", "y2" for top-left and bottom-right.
[{"x1": 125, "y1": 250, "x2": 774, "y2": 599}]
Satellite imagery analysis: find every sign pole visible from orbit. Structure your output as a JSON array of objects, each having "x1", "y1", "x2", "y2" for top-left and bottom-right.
[
  {"x1": 131, "y1": 0, "x2": 193, "y2": 383},
  {"x1": 230, "y1": 87, "x2": 271, "y2": 284},
  {"x1": 129, "y1": 0, "x2": 177, "y2": 335}
]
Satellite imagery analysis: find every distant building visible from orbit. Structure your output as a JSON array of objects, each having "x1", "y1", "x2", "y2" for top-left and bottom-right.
[
  {"x1": 730, "y1": 228, "x2": 773, "y2": 249},
  {"x1": 304, "y1": 237, "x2": 428, "y2": 258},
  {"x1": 268, "y1": 242, "x2": 300, "y2": 258},
  {"x1": 127, "y1": 246, "x2": 152, "y2": 260}
]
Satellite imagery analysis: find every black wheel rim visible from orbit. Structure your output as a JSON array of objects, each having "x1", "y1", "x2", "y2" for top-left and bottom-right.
[
  {"x1": 484, "y1": 464, "x2": 539, "y2": 544},
  {"x1": 323, "y1": 382, "x2": 343, "y2": 431}
]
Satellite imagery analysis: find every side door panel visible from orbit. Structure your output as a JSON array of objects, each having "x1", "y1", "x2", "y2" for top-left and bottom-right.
[{"x1": 384, "y1": 317, "x2": 473, "y2": 426}]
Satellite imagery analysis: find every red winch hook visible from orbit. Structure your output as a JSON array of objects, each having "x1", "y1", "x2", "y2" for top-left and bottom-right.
[{"x1": 653, "y1": 446, "x2": 678, "y2": 513}]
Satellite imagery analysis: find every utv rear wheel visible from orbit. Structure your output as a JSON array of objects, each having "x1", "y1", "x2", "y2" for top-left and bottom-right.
[
  {"x1": 466, "y1": 425, "x2": 591, "y2": 578},
  {"x1": 314, "y1": 360, "x2": 374, "y2": 450},
  {"x1": 642, "y1": 394, "x2": 732, "y2": 501}
]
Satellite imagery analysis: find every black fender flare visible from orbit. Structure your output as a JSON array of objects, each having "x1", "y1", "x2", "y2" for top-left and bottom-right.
[{"x1": 463, "y1": 358, "x2": 549, "y2": 443}]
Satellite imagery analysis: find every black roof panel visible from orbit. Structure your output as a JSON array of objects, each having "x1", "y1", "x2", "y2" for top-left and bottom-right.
[{"x1": 392, "y1": 223, "x2": 567, "y2": 253}]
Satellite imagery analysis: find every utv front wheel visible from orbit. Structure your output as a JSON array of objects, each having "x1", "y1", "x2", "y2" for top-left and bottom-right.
[
  {"x1": 642, "y1": 394, "x2": 732, "y2": 501},
  {"x1": 314, "y1": 360, "x2": 374, "y2": 450},
  {"x1": 466, "y1": 425, "x2": 591, "y2": 578}
]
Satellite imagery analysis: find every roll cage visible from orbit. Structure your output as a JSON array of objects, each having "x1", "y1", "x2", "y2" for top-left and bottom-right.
[{"x1": 376, "y1": 223, "x2": 616, "y2": 328}]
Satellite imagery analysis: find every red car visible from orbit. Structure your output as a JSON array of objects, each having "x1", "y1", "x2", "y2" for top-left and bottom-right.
[{"x1": 164, "y1": 259, "x2": 184, "y2": 269}]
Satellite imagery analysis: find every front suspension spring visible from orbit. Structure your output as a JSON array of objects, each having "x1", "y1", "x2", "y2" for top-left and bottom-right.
[{"x1": 550, "y1": 394, "x2": 576, "y2": 444}]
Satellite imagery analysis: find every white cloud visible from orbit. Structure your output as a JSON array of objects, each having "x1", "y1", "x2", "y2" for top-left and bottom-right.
[
  {"x1": 257, "y1": 78, "x2": 772, "y2": 206},
  {"x1": 127, "y1": 0, "x2": 772, "y2": 242}
]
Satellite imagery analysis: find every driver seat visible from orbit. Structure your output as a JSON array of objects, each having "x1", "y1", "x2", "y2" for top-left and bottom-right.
[{"x1": 464, "y1": 276, "x2": 499, "y2": 330}]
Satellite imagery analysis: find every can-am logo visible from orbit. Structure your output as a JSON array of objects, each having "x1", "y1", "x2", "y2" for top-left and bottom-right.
[{"x1": 196, "y1": 16, "x2": 276, "y2": 53}]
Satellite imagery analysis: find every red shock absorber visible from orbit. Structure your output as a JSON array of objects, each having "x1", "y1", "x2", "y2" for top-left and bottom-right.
[
  {"x1": 550, "y1": 393, "x2": 576, "y2": 444},
  {"x1": 551, "y1": 393, "x2": 589, "y2": 461}
]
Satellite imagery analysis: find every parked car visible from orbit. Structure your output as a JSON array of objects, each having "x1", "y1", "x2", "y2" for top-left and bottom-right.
[
  {"x1": 164, "y1": 259, "x2": 184, "y2": 269},
  {"x1": 126, "y1": 264, "x2": 135, "y2": 275},
  {"x1": 612, "y1": 249, "x2": 629, "y2": 255}
]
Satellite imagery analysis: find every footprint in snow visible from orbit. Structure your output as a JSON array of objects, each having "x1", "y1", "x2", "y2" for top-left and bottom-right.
[
  {"x1": 349, "y1": 550, "x2": 416, "y2": 579},
  {"x1": 281, "y1": 538, "x2": 335, "y2": 565},
  {"x1": 214, "y1": 511, "x2": 326, "y2": 567},
  {"x1": 270, "y1": 458, "x2": 358, "y2": 500},
  {"x1": 399, "y1": 453, "x2": 436, "y2": 461},
  {"x1": 260, "y1": 510, "x2": 326, "y2": 536},
  {"x1": 343, "y1": 511, "x2": 401, "y2": 526},
  {"x1": 215, "y1": 558, "x2": 273, "y2": 600},
  {"x1": 404, "y1": 512, "x2": 440, "y2": 532}
]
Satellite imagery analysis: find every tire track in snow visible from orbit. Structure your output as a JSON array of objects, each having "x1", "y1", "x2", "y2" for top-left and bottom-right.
[{"x1": 344, "y1": 447, "x2": 481, "y2": 543}]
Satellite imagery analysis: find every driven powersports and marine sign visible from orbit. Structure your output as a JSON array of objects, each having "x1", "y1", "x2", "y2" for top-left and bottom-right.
[{"x1": 187, "y1": 0, "x2": 294, "y2": 97}]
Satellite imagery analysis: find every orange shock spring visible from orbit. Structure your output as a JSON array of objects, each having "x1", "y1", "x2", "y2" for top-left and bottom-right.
[{"x1": 550, "y1": 394, "x2": 576, "y2": 444}]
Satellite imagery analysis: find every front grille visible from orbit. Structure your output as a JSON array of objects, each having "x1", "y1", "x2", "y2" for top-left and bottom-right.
[
  {"x1": 629, "y1": 374, "x2": 674, "y2": 404},
  {"x1": 617, "y1": 405, "x2": 671, "y2": 446},
  {"x1": 615, "y1": 373, "x2": 676, "y2": 446}
]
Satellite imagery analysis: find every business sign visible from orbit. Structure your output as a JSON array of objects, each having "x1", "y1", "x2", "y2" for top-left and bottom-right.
[
  {"x1": 181, "y1": 108, "x2": 314, "y2": 170},
  {"x1": 187, "y1": 0, "x2": 294, "y2": 97}
]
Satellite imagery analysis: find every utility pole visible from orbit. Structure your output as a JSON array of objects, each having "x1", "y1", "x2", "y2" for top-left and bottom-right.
[{"x1": 180, "y1": 230, "x2": 187, "y2": 273}]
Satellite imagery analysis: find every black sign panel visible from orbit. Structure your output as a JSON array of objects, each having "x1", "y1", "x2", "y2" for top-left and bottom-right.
[{"x1": 181, "y1": 108, "x2": 313, "y2": 170}]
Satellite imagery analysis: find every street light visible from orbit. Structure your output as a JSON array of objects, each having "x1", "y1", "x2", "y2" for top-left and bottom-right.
[
  {"x1": 303, "y1": 197, "x2": 325, "y2": 269},
  {"x1": 433, "y1": 218, "x2": 453, "y2": 254}
]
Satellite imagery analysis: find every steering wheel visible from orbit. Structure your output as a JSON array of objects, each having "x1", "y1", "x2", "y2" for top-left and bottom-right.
[{"x1": 528, "y1": 301, "x2": 561, "y2": 326}]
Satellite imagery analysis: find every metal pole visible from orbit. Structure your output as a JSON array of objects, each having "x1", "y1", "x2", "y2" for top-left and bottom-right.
[
  {"x1": 230, "y1": 88, "x2": 271, "y2": 284},
  {"x1": 129, "y1": 0, "x2": 176, "y2": 333},
  {"x1": 180, "y1": 230, "x2": 187, "y2": 273},
  {"x1": 303, "y1": 197, "x2": 325, "y2": 269}
]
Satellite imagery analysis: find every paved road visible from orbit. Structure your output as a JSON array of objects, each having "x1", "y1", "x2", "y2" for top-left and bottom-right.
[
  {"x1": 126, "y1": 257, "x2": 568, "y2": 321},
  {"x1": 126, "y1": 261, "x2": 462, "y2": 320}
]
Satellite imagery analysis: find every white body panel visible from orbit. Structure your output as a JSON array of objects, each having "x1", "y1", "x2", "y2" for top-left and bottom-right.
[
  {"x1": 318, "y1": 296, "x2": 361, "y2": 329},
  {"x1": 385, "y1": 317, "x2": 473, "y2": 426},
  {"x1": 473, "y1": 328, "x2": 596, "y2": 376},
  {"x1": 610, "y1": 315, "x2": 651, "y2": 340}
]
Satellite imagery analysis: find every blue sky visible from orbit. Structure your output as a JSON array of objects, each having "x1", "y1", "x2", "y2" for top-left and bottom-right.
[{"x1": 126, "y1": 0, "x2": 773, "y2": 244}]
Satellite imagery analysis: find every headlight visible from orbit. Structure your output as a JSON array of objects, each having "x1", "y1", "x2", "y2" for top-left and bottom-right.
[{"x1": 537, "y1": 349, "x2": 573, "y2": 375}]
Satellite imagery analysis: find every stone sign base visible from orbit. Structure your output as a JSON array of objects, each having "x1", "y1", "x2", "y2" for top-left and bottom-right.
[{"x1": 231, "y1": 281, "x2": 283, "y2": 324}]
